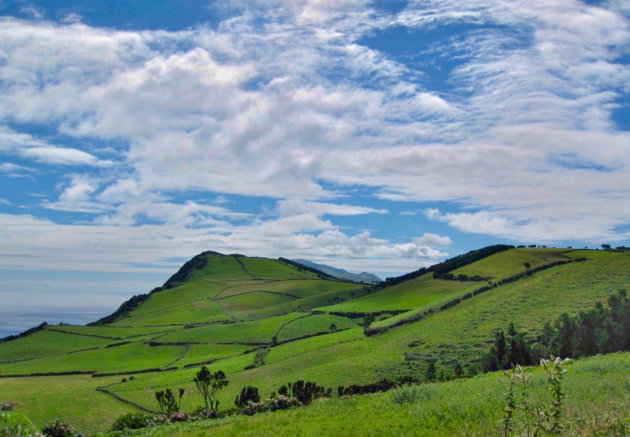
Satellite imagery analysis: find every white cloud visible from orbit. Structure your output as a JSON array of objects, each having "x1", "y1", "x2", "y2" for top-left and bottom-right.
[
  {"x1": 277, "y1": 198, "x2": 387, "y2": 216},
  {"x1": 0, "y1": 126, "x2": 111, "y2": 167},
  {"x1": 0, "y1": 0, "x2": 629, "y2": 274}
]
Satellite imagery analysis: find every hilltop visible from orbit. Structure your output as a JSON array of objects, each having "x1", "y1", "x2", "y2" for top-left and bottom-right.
[{"x1": 0, "y1": 246, "x2": 629, "y2": 434}]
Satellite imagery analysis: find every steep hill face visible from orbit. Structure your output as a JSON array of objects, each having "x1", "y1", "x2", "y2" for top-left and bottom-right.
[
  {"x1": 0, "y1": 246, "x2": 628, "y2": 433},
  {"x1": 91, "y1": 252, "x2": 347, "y2": 326}
]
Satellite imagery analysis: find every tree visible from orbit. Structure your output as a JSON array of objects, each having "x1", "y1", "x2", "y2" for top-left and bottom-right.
[
  {"x1": 194, "y1": 367, "x2": 229, "y2": 411},
  {"x1": 155, "y1": 388, "x2": 184, "y2": 414}
]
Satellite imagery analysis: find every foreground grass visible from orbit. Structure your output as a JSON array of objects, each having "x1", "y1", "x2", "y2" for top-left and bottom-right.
[{"x1": 100, "y1": 352, "x2": 630, "y2": 437}]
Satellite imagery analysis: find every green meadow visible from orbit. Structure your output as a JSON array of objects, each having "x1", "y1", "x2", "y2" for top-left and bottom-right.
[
  {"x1": 100, "y1": 352, "x2": 630, "y2": 437},
  {"x1": 1, "y1": 248, "x2": 629, "y2": 435}
]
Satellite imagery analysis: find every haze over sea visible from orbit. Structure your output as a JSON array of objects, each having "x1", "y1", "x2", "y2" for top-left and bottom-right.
[{"x1": 0, "y1": 307, "x2": 107, "y2": 339}]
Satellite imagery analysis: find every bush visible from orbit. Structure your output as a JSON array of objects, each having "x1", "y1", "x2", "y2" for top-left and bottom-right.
[
  {"x1": 235, "y1": 386, "x2": 260, "y2": 408},
  {"x1": 1, "y1": 412, "x2": 43, "y2": 437},
  {"x1": 391, "y1": 386, "x2": 423, "y2": 404},
  {"x1": 155, "y1": 388, "x2": 184, "y2": 414},
  {"x1": 110, "y1": 413, "x2": 167, "y2": 431},
  {"x1": 277, "y1": 380, "x2": 331, "y2": 405},
  {"x1": 42, "y1": 419, "x2": 79, "y2": 437},
  {"x1": 191, "y1": 408, "x2": 218, "y2": 420},
  {"x1": 242, "y1": 395, "x2": 300, "y2": 416},
  {"x1": 169, "y1": 412, "x2": 190, "y2": 423}
]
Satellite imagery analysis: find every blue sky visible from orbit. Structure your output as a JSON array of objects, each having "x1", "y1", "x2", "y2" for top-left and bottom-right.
[{"x1": 1, "y1": 0, "x2": 629, "y2": 335}]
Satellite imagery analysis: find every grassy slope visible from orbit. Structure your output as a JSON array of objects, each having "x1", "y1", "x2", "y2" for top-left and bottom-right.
[
  {"x1": 0, "y1": 375, "x2": 141, "y2": 433},
  {"x1": 104, "y1": 249, "x2": 630, "y2": 415},
  {"x1": 318, "y1": 273, "x2": 473, "y2": 313},
  {"x1": 451, "y1": 247, "x2": 571, "y2": 278},
  {"x1": 1, "y1": 248, "x2": 628, "y2": 433},
  {"x1": 124, "y1": 352, "x2": 630, "y2": 437},
  {"x1": 0, "y1": 330, "x2": 113, "y2": 363}
]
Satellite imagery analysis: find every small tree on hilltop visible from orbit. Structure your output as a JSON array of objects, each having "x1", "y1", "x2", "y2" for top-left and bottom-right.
[{"x1": 194, "y1": 367, "x2": 229, "y2": 411}]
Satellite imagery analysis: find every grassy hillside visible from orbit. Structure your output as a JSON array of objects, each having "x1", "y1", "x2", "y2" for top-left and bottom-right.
[
  {"x1": 0, "y1": 247, "x2": 628, "y2": 434},
  {"x1": 103, "y1": 352, "x2": 630, "y2": 437}
]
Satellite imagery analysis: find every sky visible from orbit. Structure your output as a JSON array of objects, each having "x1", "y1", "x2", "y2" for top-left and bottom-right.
[{"x1": 1, "y1": 0, "x2": 629, "y2": 336}]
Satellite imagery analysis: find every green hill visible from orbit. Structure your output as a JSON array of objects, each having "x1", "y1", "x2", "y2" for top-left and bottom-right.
[{"x1": 0, "y1": 247, "x2": 628, "y2": 434}]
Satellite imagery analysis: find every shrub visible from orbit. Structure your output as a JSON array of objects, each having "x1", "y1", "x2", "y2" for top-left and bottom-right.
[
  {"x1": 242, "y1": 395, "x2": 300, "y2": 416},
  {"x1": 235, "y1": 386, "x2": 260, "y2": 408},
  {"x1": 191, "y1": 408, "x2": 217, "y2": 420},
  {"x1": 169, "y1": 412, "x2": 190, "y2": 423},
  {"x1": 1, "y1": 412, "x2": 42, "y2": 437},
  {"x1": 277, "y1": 380, "x2": 331, "y2": 405},
  {"x1": 110, "y1": 413, "x2": 162, "y2": 431},
  {"x1": 391, "y1": 386, "x2": 425, "y2": 404},
  {"x1": 42, "y1": 419, "x2": 79, "y2": 437},
  {"x1": 155, "y1": 388, "x2": 184, "y2": 414}
]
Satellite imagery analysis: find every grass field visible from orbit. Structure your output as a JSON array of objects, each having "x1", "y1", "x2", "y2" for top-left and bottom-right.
[
  {"x1": 113, "y1": 352, "x2": 629, "y2": 437},
  {"x1": 451, "y1": 247, "x2": 572, "y2": 278},
  {"x1": 318, "y1": 273, "x2": 474, "y2": 313},
  {"x1": 0, "y1": 375, "x2": 141, "y2": 433},
  {"x1": 1, "y1": 248, "x2": 628, "y2": 434}
]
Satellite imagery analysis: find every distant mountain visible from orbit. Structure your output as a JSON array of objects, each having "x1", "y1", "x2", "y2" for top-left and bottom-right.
[{"x1": 293, "y1": 259, "x2": 382, "y2": 283}]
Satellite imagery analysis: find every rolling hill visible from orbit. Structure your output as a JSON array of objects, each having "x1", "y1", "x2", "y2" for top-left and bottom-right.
[{"x1": 0, "y1": 247, "x2": 628, "y2": 434}]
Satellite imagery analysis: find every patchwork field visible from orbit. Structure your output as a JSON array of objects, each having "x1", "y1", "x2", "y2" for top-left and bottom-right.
[{"x1": 0, "y1": 247, "x2": 628, "y2": 434}]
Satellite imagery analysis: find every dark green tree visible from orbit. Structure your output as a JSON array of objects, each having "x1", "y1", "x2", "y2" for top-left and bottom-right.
[
  {"x1": 155, "y1": 388, "x2": 184, "y2": 414},
  {"x1": 235, "y1": 386, "x2": 260, "y2": 408},
  {"x1": 194, "y1": 367, "x2": 229, "y2": 411}
]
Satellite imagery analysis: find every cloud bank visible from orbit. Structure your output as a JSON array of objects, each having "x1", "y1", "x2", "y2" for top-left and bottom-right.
[{"x1": 0, "y1": 0, "x2": 629, "y2": 278}]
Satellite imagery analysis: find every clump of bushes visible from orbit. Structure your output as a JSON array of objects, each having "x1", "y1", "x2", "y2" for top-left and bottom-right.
[
  {"x1": 155, "y1": 388, "x2": 185, "y2": 414},
  {"x1": 42, "y1": 419, "x2": 79, "y2": 437},
  {"x1": 110, "y1": 413, "x2": 168, "y2": 431},
  {"x1": 338, "y1": 376, "x2": 420, "y2": 397},
  {"x1": 277, "y1": 380, "x2": 331, "y2": 405},
  {"x1": 242, "y1": 395, "x2": 300, "y2": 416},
  {"x1": 1, "y1": 411, "x2": 43, "y2": 437},
  {"x1": 235, "y1": 386, "x2": 260, "y2": 408}
]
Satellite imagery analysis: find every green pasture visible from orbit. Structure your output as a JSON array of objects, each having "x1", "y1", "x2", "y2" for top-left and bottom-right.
[
  {"x1": 0, "y1": 374, "x2": 140, "y2": 434},
  {"x1": 276, "y1": 313, "x2": 357, "y2": 342},
  {"x1": 0, "y1": 342, "x2": 186, "y2": 375},
  {"x1": 48, "y1": 325, "x2": 175, "y2": 339},
  {"x1": 0, "y1": 329, "x2": 112, "y2": 363},
  {"x1": 319, "y1": 274, "x2": 473, "y2": 313},
  {"x1": 176, "y1": 343, "x2": 251, "y2": 368},
  {"x1": 451, "y1": 247, "x2": 571, "y2": 278},
  {"x1": 158, "y1": 313, "x2": 305, "y2": 344},
  {"x1": 126, "y1": 352, "x2": 630, "y2": 437},
  {"x1": 215, "y1": 279, "x2": 355, "y2": 299}
]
